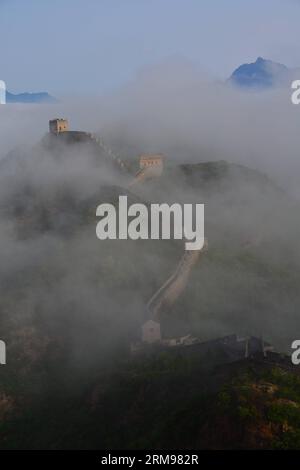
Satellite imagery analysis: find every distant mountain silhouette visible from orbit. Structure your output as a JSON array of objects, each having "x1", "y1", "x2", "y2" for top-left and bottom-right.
[
  {"x1": 6, "y1": 91, "x2": 57, "y2": 104},
  {"x1": 230, "y1": 57, "x2": 292, "y2": 89}
]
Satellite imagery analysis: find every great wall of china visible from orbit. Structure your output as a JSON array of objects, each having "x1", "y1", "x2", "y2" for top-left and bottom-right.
[
  {"x1": 45, "y1": 119, "x2": 280, "y2": 364},
  {"x1": 48, "y1": 118, "x2": 207, "y2": 349},
  {"x1": 147, "y1": 246, "x2": 206, "y2": 321}
]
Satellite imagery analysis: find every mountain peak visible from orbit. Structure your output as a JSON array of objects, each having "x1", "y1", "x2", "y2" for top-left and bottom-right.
[{"x1": 230, "y1": 57, "x2": 289, "y2": 89}]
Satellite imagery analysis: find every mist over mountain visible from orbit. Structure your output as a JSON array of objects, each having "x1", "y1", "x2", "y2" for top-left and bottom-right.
[
  {"x1": 230, "y1": 57, "x2": 297, "y2": 89},
  {"x1": 3, "y1": 0, "x2": 300, "y2": 452},
  {"x1": 3, "y1": 56, "x2": 297, "y2": 107},
  {"x1": 1, "y1": 56, "x2": 300, "y2": 450},
  {"x1": 6, "y1": 91, "x2": 57, "y2": 104}
]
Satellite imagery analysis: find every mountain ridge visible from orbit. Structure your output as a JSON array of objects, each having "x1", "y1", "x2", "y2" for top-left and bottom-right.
[
  {"x1": 3, "y1": 56, "x2": 298, "y2": 101},
  {"x1": 6, "y1": 90, "x2": 57, "y2": 104}
]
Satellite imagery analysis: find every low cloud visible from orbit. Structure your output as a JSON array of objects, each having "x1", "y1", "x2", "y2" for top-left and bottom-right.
[{"x1": 0, "y1": 58, "x2": 300, "y2": 367}]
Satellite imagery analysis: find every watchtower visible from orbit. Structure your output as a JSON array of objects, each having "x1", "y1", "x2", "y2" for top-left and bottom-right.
[
  {"x1": 141, "y1": 320, "x2": 161, "y2": 344},
  {"x1": 139, "y1": 154, "x2": 164, "y2": 171},
  {"x1": 49, "y1": 118, "x2": 69, "y2": 134}
]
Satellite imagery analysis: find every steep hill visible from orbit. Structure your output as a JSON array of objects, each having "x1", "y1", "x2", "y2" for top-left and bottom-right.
[
  {"x1": 1, "y1": 349, "x2": 300, "y2": 449},
  {"x1": 0, "y1": 135, "x2": 300, "y2": 449}
]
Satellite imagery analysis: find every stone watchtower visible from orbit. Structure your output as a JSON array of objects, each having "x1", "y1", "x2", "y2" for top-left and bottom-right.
[
  {"x1": 141, "y1": 320, "x2": 161, "y2": 344},
  {"x1": 139, "y1": 154, "x2": 164, "y2": 171},
  {"x1": 49, "y1": 118, "x2": 69, "y2": 134}
]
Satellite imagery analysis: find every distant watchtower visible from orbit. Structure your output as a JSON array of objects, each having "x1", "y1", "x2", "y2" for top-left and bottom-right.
[
  {"x1": 139, "y1": 154, "x2": 164, "y2": 171},
  {"x1": 49, "y1": 118, "x2": 69, "y2": 134},
  {"x1": 142, "y1": 320, "x2": 161, "y2": 344}
]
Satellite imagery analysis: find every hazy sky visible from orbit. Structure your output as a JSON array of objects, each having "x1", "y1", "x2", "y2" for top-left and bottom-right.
[{"x1": 1, "y1": 0, "x2": 300, "y2": 95}]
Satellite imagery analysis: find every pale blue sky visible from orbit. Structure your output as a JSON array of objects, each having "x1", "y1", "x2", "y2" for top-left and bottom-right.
[{"x1": 1, "y1": 0, "x2": 300, "y2": 95}]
